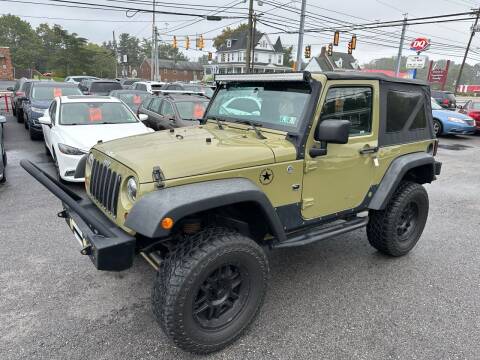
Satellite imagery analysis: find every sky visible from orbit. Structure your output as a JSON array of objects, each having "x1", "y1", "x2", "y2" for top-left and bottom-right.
[{"x1": 2, "y1": 0, "x2": 480, "y2": 65}]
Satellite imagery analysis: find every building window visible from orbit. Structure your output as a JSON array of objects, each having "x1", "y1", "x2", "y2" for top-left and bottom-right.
[
  {"x1": 163, "y1": 68, "x2": 167, "y2": 74},
  {"x1": 184, "y1": 70, "x2": 187, "y2": 75},
  {"x1": 277, "y1": 54, "x2": 282, "y2": 64},
  {"x1": 254, "y1": 54, "x2": 258, "y2": 63},
  {"x1": 221, "y1": 53, "x2": 225, "y2": 62},
  {"x1": 173, "y1": 69, "x2": 177, "y2": 74},
  {"x1": 268, "y1": 55, "x2": 272, "y2": 63},
  {"x1": 226, "y1": 39, "x2": 232, "y2": 48}
]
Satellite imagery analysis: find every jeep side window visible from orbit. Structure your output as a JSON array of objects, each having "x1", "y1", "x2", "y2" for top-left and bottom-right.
[
  {"x1": 386, "y1": 91, "x2": 426, "y2": 132},
  {"x1": 320, "y1": 87, "x2": 372, "y2": 136}
]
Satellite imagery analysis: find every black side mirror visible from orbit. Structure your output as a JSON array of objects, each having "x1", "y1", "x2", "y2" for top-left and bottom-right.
[
  {"x1": 310, "y1": 120, "x2": 350, "y2": 157},
  {"x1": 6, "y1": 87, "x2": 13, "y2": 91}
]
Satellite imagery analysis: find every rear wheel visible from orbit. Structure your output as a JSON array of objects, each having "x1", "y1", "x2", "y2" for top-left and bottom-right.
[
  {"x1": 29, "y1": 125, "x2": 42, "y2": 140},
  {"x1": 433, "y1": 119, "x2": 442, "y2": 137},
  {"x1": 17, "y1": 108, "x2": 24, "y2": 123},
  {"x1": 367, "y1": 181, "x2": 429, "y2": 257},
  {"x1": 153, "y1": 227, "x2": 269, "y2": 354}
]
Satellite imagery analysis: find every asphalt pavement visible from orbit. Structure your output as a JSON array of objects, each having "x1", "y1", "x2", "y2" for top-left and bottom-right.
[{"x1": 1, "y1": 112, "x2": 480, "y2": 360}]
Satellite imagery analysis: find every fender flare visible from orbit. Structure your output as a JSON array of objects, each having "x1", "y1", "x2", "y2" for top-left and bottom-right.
[
  {"x1": 125, "y1": 178, "x2": 287, "y2": 241},
  {"x1": 368, "y1": 152, "x2": 439, "y2": 210}
]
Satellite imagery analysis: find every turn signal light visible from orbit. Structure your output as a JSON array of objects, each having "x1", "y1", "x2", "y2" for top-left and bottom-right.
[{"x1": 161, "y1": 217, "x2": 174, "y2": 230}]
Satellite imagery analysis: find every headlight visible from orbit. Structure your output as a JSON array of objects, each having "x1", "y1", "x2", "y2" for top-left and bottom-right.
[
  {"x1": 127, "y1": 177, "x2": 137, "y2": 201},
  {"x1": 87, "y1": 153, "x2": 94, "y2": 166},
  {"x1": 447, "y1": 117, "x2": 467, "y2": 124},
  {"x1": 58, "y1": 143, "x2": 87, "y2": 156},
  {"x1": 31, "y1": 106, "x2": 45, "y2": 114}
]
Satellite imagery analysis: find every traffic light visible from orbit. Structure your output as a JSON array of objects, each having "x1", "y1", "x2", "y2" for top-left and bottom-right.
[
  {"x1": 351, "y1": 35, "x2": 357, "y2": 50},
  {"x1": 291, "y1": 61, "x2": 296, "y2": 70},
  {"x1": 333, "y1": 31, "x2": 340, "y2": 46},
  {"x1": 208, "y1": 52, "x2": 212, "y2": 61},
  {"x1": 304, "y1": 45, "x2": 311, "y2": 59},
  {"x1": 173, "y1": 36, "x2": 177, "y2": 49},
  {"x1": 347, "y1": 41, "x2": 352, "y2": 54},
  {"x1": 327, "y1": 43, "x2": 333, "y2": 56},
  {"x1": 185, "y1": 36, "x2": 190, "y2": 50},
  {"x1": 199, "y1": 35, "x2": 204, "y2": 50}
]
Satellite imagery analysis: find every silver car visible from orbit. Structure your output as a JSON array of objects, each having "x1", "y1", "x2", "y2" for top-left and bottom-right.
[{"x1": 0, "y1": 115, "x2": 6, "y2": 183}]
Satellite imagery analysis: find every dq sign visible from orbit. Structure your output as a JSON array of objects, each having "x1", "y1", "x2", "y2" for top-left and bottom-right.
[{"x1": 410, "y1": 37, "x2": 430, "y2": 53}]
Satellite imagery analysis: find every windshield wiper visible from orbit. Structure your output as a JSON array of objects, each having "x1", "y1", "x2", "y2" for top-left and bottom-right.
[
  {"x1": 236, "y1": 120, "x2": 266, "y2": 140},
  {"x1": 208, "y1": 115, "x2": 225, "y2": 130}
]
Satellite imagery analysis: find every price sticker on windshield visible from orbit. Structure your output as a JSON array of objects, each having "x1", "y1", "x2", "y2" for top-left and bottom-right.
[
  {"x1": 193, "y1": 103, "x2": 206, "y2": 118},
  {"x1": 53, "y1": 88, "x2": 62, "y2": 97},
  {"x1": 89, "y1": 107, "x2": 103, "y2": 122},
  {"x1": 133, "y1": 95, "x2": 142, "y2": 105}
]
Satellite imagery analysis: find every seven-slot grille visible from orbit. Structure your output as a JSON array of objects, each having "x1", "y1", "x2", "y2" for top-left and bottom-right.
[{"x1": 90, "y1": 158, "x2": 122, "y2": 216}]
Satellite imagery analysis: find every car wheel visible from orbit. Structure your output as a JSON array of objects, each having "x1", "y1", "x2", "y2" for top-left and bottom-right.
[
  {"x1": 17, "y1": 109, "x2": 24, "y2": 123},
  {"x1": 24, "y1": 114, "x2": 29, "y2": 129},
  {"x1": 153, "y1": 226, "x2": 269, "y2": 354},
  {"x1": 29, "y1": 126, "x2": 42, "y2": 140},
  {"x1": 12, "y1": 106, "x2": 16, "y2": 116},
  {"x1": 433, "y1": 119, "x2": 442, "y2": 137},
  {"x1": 367, "y1": 181, "x2": 429, "y2": 257}
]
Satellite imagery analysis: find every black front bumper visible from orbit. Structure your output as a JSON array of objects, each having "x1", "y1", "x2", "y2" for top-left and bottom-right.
[{"x1": 21, "y1": 160, "x2": 135, "y2": 271}]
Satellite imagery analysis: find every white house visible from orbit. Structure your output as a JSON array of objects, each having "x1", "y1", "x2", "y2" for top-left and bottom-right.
[{"x1": 204, "y1": 30, "x2": 292, "y2": 75}]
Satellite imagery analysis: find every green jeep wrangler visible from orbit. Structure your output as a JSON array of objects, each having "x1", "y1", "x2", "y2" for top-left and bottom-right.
[{"x1": 23, "y1": 71, "x2": 441, "y2": 354}]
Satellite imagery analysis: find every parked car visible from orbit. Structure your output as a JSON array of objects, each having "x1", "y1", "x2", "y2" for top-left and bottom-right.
[
  {"x1": 0, "y1": 115, "x2": 6, "y2": 183},
  {"x1": 79, "y1": 80, "x2": 122, "y2": 96},
  {"x1": 163, "y1": 82, "x2": 215, "y2": 98},
  {"x1": 38, "y1": 96, "x2": 151, "y2": 182},
  {"x1": 138, "y1": 93, "x2": 210, "y2": 130},
  {"x1": 131, "y1": 81, "x2": 165, "y2": 94},
  {"x1": 23, "y1": 82, "x2": 82, "y2": 140},
  {"x1": 431, "y1": 98, "x2": 476, "y2": 136},
  {"x1": 119, "y1": 78, "x2": 141, "y2": 89},
  {"x1": 431, "y1": 90, "x2": 456, "y2": 110},
  {"x1": 65, "y1": 75, "x2": 99, "y2": 84},
  {"x1": 109, "y1": 89, "x2": 150, "y2": 113},
  {"x1": 458, "y1": 99, "x2": 480, "y2": 132},
  {"x1": 8, "y1": 77, "x2": 31, "y2": 123}
]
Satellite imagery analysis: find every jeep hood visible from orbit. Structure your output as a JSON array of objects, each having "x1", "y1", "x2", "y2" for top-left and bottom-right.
[{"x1": 93, "y1": 124, "x2": 296, "y2": 183}]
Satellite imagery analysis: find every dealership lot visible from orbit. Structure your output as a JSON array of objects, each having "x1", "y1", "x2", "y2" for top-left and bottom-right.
[{"x1": 1, "y1": 112, "x2": 480, "y2": 359}]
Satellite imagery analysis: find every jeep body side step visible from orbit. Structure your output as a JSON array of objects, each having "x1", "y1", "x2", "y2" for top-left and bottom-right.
[{"x1": 273, "y1": 216, "x2": 368, "y2": 248}]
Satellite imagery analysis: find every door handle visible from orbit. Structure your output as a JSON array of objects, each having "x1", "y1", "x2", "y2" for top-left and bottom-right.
[{"x1": 359, "y1": 146, "x2": 379, "y2": 155}]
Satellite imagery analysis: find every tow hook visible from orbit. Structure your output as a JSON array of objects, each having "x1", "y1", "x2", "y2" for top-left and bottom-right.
[
  {"x1": 80, "y1": 245, "x2": 92, "y2": 256},
  {"x1": 57, "y1": 210, "x2": 68, "y2": 218}
]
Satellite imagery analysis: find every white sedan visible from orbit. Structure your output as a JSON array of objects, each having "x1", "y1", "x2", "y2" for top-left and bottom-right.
[{"x1": 39, "y1": 96, "x2": 152, "y2": 182}]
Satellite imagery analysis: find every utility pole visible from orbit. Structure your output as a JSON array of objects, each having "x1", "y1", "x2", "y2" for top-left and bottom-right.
[
  {"x1": 154, "y1": 26, "x2": 159, "y2": 81},
  {"x1": 250, "y1": 14, "x2": 257, "y2": 72},
  {"x1": 245, "y1": 0, "x2": 254, "y2": 74},
  {"x1": 151, "y1": 0, "x2": 156, "y2": 80},
  {"x1": 395, "y1": 14, "x2": 407, "y2": 77},
  {"x1": 295, "y1": 0, "x2": 307, "y2": 71},
  {"x1": 112, "y1": 30, "x2": 118, "y2": 79},
  {"x1": 455, "y1": 8, "x2": 480, "y2": 95}
]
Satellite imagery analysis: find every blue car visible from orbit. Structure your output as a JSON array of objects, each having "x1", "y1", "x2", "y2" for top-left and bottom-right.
[
  {"x1": 23, "y1": 82, "x2": 82, "y2": 140},
  {"x1": 431, "y1": 98, "x2": 476, "y2": 136}
]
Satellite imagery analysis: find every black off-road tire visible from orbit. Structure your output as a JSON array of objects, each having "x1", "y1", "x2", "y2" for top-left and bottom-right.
[
  {"x1": 367, "y1": 181, "x2": 429, "y2": 257},
  {"x1": 152, "y1": 227, "x2": 269, "y2": 354}
]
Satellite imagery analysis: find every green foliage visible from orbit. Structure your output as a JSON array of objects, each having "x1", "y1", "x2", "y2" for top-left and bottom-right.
[{"x1": 140, "y1": 38, "x2": 188, "y2": 61}]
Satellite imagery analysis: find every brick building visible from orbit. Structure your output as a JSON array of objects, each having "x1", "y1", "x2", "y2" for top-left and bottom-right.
[
  {"x1": 0, "y1": 47, "x2": 14, "y2": 80},
  {"x1": 139, "y1": 59, "x2": 204, "y2": 82}
]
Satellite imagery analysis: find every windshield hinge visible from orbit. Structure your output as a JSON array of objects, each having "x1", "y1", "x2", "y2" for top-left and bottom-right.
[
  {"x1": 152, "y1": 166, "x2": 165, "y2": 188},
  {"x1": 301, "y1": 198, "x2": 315, "y2": 210},
  {"x1": 304, "y1": 160, "x2": 318, "y2": 174}
]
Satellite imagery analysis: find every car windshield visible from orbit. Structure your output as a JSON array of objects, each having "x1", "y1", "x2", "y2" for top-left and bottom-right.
[
  {"x1": 60, "y1": 102, "x2": 138, "y2": 125},
  {"x1": 117, "y1": 93, "x2": 149, "y2": 110},
  {"x1": 206, "y1": 82, "x2": 311, "y2": 131},
  {"x1": 32, "y1": 86, "x2": 81, "y2": 100},
  {"x1": 91, "y1": 82, "x2": 122, "y2": 93},
  {"x1": 431, "y1": 99, "x2": 442, "y2": 110},
  {"x1": 176, "y1": 100, "x2": 210, "y2": 120}
]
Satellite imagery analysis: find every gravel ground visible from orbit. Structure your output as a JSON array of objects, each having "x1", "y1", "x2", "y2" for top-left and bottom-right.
[{"x1": 1, "y1": 112, "x2": 479, "y2": 360}]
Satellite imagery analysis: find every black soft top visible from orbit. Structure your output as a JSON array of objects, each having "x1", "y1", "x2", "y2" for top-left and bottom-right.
[{"x1": 321, "y1": 71, "x2": 428, "y2": 86}]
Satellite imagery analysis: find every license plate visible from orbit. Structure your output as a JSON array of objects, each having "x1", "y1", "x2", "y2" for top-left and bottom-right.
[{"x1": 69, "y1": 217, "x2": 87, "y2": 248}]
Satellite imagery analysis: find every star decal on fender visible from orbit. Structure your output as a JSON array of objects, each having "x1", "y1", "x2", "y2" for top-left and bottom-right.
[{"x1": 259, "y1": 168, "x2": 274, "y2": 185}]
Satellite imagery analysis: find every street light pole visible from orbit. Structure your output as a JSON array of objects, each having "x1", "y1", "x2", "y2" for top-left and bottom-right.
[
  {"x1": 455, "y1": 8, "x2": 480, "y2": 95},
  {"x1": 245, "y1": 0, "x2": 254, "y2": 74},
  {"x1": 395, "y1": 14, "x2": 408, "y2": 77},
  {"x1": 295, "y1": 0, "x2": 307, "y2": 71}
]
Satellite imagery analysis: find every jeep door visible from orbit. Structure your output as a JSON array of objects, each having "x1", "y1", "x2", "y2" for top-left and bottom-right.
[{"x1": 301, "y1": 81, "x2": 379, "y2": 219}]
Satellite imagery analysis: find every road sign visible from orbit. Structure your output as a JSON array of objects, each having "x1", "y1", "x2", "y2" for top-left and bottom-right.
[
  {"x1": 406, "y1": 55, "x2": 427, "y2": 69},
  {"x1": 410, "y1": 37, "x2": 430, "y2": 53}
]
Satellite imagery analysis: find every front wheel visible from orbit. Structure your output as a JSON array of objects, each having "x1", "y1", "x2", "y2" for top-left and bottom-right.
[
  {"x1": 153, "y1": 227, "x2": 269, "y2": 354},
  {"x1": 433, "y1": 119, "x2": 442, "y2": 137},
  {"x1": 367, "y1": 181, "x2": 429, "y2": 257}
]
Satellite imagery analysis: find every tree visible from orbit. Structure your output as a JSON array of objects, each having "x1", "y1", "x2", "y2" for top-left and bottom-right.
[
  {"x1": 213, "y1": 23, "x2": 249, "y2": 49},
  {"x1": 0, "y1": 14, "x2": 40, "y2": 69},
  {"x1": 84, "y1": 43, "x2": 115, "y2": 78},
  {"x1": 283, "y1": 45, "x2": 294, "y2": 67},
  {"x1": 118, "y1": 33, "x2": 142, "y2": 68}
]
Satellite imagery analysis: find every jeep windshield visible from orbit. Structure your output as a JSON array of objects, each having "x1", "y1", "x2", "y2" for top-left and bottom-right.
[{"x1": 206, "y1": 82, "x2": 311, "y2": 132}]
